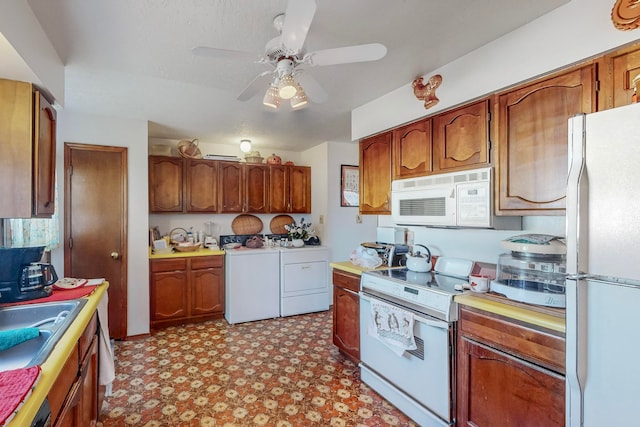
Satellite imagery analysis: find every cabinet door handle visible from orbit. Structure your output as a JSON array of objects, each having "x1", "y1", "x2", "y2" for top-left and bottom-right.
[{"x1": 301, "y1": 265, "x2": 311, "y2": 269}]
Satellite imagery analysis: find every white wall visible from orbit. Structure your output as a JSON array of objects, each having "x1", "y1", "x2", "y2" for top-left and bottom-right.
[{"x1": 53, "y1": 112, "x2": 150, "y2": 337}]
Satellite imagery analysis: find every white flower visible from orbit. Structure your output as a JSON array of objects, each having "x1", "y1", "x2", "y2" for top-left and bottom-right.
[{"x1": 284, "y1": 218, "x2": 313, "y2": 240}]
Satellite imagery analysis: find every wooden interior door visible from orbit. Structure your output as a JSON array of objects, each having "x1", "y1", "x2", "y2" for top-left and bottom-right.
[{"x1": 64, "y1": 143, "x2": 127, "y2": 339}]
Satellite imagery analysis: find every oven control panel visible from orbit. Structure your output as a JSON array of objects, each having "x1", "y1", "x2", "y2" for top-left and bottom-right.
[{"x1": 360, "y1": 273, "x2": 455, "y2": 321}]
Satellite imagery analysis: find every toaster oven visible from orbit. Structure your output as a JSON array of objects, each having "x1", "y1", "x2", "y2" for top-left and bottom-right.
[{"x1": 361, "y1": 242, "x2": 408, "y2": 267}]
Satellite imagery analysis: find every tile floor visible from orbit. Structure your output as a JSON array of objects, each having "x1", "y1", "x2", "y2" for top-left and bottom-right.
[{"x1": 97, "y1": 309, "x2": 419, "y2": 427}]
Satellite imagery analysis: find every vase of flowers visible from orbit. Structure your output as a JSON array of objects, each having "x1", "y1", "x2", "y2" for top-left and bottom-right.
[{"x1": 284, "y1": 218, "x2": 313, "y2": 247}]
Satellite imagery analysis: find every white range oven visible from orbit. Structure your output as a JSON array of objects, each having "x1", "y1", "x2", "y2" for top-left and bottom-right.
[{"x1": 359, "y1": 257, "x2": 473, "y2": 427}]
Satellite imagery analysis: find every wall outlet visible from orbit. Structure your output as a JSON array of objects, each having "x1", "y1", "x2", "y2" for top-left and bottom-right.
[
  {"x1": 356, "y1": 214, "x2": 362, "y2": 224},
  {"x1": 319, "y1": 214, "x2": 324, "y2": 224}
]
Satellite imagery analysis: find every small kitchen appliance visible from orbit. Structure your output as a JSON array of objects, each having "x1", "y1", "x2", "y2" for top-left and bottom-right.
[
  {"x1": 0, "y1": 246, "x2": 58, "y2": 303},
  {"x1": 360, "y1": 242, "x2": 408, "y2": 267},
  {"x1": 490, "y1": 234, "x2": 567, "y2": 307}
]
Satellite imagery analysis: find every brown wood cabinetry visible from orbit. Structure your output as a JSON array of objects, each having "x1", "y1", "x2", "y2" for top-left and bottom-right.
[
  {"x1": 600, "y1": 43, "x2": 640, "y2": 109},
  {"x1": 185, "y1": 159, "x2": 218, "y2": 212},
  {"x1": 245, "y1": 164, "x2": 270, "y2": 213},
  {"x1": 0, "y1": 78, "x2": 57, "y2": 218},
  {"x1": 456, "y1": 305, "x2": 565, "y2": 427},
  {"x1": 495, "y1": 65, "x2": 596, "y2": 214},
  {"x1": 49, "y1": 313, "x2": 99, "y2": 427},
  {"x1": 332, "y1": 269, "x2": 360, "y2": 362},
  {"x1": 150, "y1": 255, "x2": 224, "y2": 329},
  {"x1": 149, "y1": 156, "x2": 184, "y2": 212},
  {"x1": 392, "y1": 119, "x2": 432, "y2": 179},
  {"x1": 269, "y1": 165, "x2": 311, "y2": 213},
  {"x1": 219, "y1": 162, "x2": 271, "y2": 213},
  {"x1": 359, "y1": 132, "x2": 392, "y2": 214},
  {"x1": 433, "y1": 99, "x2": 490, "y2": 172},
  {"x1": 218, "y1": 161, "x2": 244, "y2": 213}
]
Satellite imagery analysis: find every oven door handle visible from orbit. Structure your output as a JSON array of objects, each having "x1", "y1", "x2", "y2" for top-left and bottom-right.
[{"x1": 359, "y1": 293, "x2": 449, "y2": 330}]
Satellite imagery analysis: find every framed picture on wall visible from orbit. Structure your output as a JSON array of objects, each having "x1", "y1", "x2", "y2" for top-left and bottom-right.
[{"x1": 340, "y1": 165, "x2": 359, "y2": 207}]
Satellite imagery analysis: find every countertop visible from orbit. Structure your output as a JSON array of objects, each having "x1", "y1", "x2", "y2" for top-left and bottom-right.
[
  {"x1": 149, "y1": 247, "x2": 225, "y2": 259},
  {"x1": 7, "y1": 282, "x2": 108, "y2": 427},
  {"x1": 330, "y1": 260, "x2": 565, "y2": 333},
  {"x1": 455, "y1": 292, "x2": 566, "y2": 333}
]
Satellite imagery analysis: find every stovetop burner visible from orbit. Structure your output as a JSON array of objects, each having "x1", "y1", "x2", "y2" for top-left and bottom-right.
[{"x1": 366, "y1": 268, "x2": 466, "y2": 295}]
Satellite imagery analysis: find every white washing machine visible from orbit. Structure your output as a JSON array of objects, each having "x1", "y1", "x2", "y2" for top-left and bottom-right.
[{"x1": 279, "y1": 246, "x2": 329, "y2": 317}]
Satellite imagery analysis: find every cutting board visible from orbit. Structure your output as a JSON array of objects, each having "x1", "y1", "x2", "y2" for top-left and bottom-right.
[
  {"x1": 270, "y1": 215, "x2": 294, "y2": 234},
  {"x1": 231, "y1": 214, "x2": 263, "y2": 235}
]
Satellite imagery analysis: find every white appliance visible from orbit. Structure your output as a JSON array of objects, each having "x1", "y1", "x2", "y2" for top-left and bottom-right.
[
  {"x1": 565, "y1": 103, "x2": 640, "y2": 426},
  {"x1": 376, "y1": 226, "x2": 406, "y2": 244},
  {"x1": 225, "y1": 246, "x2": 281, "y2": 324},
  {"x1": 391, "y1": 167, "x2": 521, "y2": 229},
  {"x1": 359, "y1": 257, "x2": 473, "y2": 426},
  {"x1": 280, "y1": 246, "x2": 329, "y2": 317}
]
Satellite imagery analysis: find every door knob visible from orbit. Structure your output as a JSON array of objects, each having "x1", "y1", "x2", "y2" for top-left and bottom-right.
[{"x1": 111, "y1": 252, "x2": 120, "y2": 260}]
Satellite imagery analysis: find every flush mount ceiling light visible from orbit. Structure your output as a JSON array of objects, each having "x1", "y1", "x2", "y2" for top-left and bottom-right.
[{"x1": 240, "y1": 139, "x2": 252, "y2": 153}]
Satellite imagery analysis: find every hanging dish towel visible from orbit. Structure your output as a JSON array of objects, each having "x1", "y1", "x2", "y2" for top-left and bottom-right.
[{"x1": 368, "y1": 300, "x2": 417, "y2": 356}]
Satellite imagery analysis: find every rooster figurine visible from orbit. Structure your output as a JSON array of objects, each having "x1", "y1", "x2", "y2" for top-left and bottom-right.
[{"x1": 412, "y1": 74, "x2": 442, "y2": 110}]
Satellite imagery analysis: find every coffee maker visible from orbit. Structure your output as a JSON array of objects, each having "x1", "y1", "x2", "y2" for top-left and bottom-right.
[{"x1": 0, "y1": 246, "x2": 58, "y2": 303}]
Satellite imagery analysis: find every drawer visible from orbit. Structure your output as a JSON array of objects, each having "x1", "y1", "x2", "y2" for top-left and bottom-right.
[
  {"x1": 78, "y1": 312, "x2": 98, "y2": 361},
  {"x1": 191, "y1": 255, "x2": 223, "y2": 270},
  {"x1": 48, "y1": 342, "x2": 80, "y2": 422},
  {"x1": 150, "y1": 258, "x2": 187, "y2": 272},
  {"x1": 332, "y1": 269, "x2": 360, "y2": 293},
  {"x1": 282, "y1": 261, "x2": 327, "y2": 294},
  {"x1": 458, "y1": 306, "x2": 565, "y2": 374}
]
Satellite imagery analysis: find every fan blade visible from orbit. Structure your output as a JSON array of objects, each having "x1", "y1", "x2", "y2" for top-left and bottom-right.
[
  {"x1": 295, "y1": 71, "x2": 328, "y2": 104},
  {"x1": 192, "y1": 46, "x2": 260, "y2": 62},
  {"x1": 237, "y1": 70, "x2": 274, "y2": 101},
  {"x1": 305, "y1": 43, "x2": 387, "y2": 66},
  {"x1": 280, "y1": 0, "x2": 316, "y2": 55}
]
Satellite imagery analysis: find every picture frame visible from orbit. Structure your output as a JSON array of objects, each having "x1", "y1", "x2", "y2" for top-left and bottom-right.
[{"x1": 340, "y1": 165, "x2": 359, "y2": 207}]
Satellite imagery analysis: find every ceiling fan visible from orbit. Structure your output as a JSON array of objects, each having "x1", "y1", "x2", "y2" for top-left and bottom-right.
[{"x1": 192, "y1": 0, "x2": 387, "y2": 109}]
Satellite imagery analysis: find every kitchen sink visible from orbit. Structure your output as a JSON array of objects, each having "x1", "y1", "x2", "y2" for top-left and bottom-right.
[{"x1": 0, "y1": 299, "x2": 87, "y2": 372}]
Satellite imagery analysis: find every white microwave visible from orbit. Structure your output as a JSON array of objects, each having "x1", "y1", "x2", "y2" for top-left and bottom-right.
[{"x1": 391, "y1": 167, "x2": 521, "y2": 230}]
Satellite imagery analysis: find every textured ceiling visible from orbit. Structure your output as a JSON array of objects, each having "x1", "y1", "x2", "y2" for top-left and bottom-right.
[{"x1": 24, "y1": 0, "x2": 568, "y2": 152}]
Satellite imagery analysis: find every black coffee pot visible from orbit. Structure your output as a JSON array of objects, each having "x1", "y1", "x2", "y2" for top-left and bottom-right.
[{"x1": 0, "y1": 246, "x2": 57, "y2": 303}]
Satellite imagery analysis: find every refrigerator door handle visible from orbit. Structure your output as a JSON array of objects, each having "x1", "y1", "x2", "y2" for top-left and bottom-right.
[{"x1": 565, "y1": 277, "x2": 588, "y2": 427}]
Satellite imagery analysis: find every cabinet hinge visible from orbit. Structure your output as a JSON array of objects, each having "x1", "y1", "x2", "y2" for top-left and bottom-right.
[
  {"x1": 595, "y1": 80, "x2": 600, "y2": 93},
  {"x1": 69, "y1": 237, "x2": 73, "y2": 249},
  {"x1": 68, "y1": 165, "x2": 73, "y2": 176}
]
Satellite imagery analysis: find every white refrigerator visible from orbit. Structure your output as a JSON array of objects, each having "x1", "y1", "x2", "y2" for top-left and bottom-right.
[{"x1": 566, "y1": 103, "x2": 640, "y2": 426}]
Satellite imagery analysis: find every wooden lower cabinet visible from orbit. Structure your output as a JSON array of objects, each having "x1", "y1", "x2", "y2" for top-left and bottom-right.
[
  {"x1": 456, "y1": 305, "x2": 565, "y2": 427},
  {"x1": 332, "y1": 270, "x2": 360, "y2": 362},
  {"x1": 49, "y1": 312, "x2": 99, "y2": 427},
  {"x1": 150, "y1": 255, "x2": 224, "y2": 328}
]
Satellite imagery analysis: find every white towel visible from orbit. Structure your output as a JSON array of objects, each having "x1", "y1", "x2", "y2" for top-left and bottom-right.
[
  {"x1": 97, "y1": 290, "x2": 115, "y2": 396},
  {"x1": 368, "y1": 300, "x2": 417, "y2": 356}
]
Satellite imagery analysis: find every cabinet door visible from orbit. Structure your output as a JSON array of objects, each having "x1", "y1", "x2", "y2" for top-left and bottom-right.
[
  {"x1": 245, "y1": 164, "x2": 269, "y2": 213},
  {"x1": 218, "y1": 161, "x2": 244, "y2": 212},
  {"x1": 186, "y1": 159, "x2": 217, "y2": 212},
  {"x1": 149, "y1": 156, "x2": 184, "y2": 212},
  {"x1": 333, "y1": 285, "x2": 360, "y2": 362},
  {"x1": 78, "y1": 335, "x2": 99, "y2": 427},
  {"x1": 33, "y1": 91, "x2": 57, "y2": 217},
  {"x1": 496, "y1": 65, "x2": 595, "y2": 214},
  {"x1": 289, "y1": 166, "x2": 311, "y2": 213},
  {"x1": 433, "y1": 99, "x2": 489, "y2": 172},
  {"x1": 191, "y1": 266, "x2": 224, "y2": 315},
  {"x1": 457, "y1": 336, "x2": 565, "y2": 427},
  {"x1": 359, "y1": 132, "x2": 392, "y2": 215},
  {"x1": 269, "y1": 165, "x2": 288, "y2": 213},
  {"x1": 601, "y1": 42, "x2": 640, "y2": 109},
  {"x1": 150, "y1": 270, "x2": 188, "y2": 320},
  {"x1": 393, "y1": 118, "x2": 432, "y2": 179}
]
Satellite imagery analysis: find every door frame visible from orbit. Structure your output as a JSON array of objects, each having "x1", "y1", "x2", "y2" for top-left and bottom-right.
[{"x1": 64, "y1": 142, "x2": 128, "y2": 338}]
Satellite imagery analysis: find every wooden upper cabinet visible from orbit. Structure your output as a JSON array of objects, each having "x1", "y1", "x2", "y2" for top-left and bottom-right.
[
  {"x1": 185, "y1": 159, "x2": 217, "y2": 212},
  {"x1": 0, "y1": 79, "x2": 57, "y2": 218},
  {"x1": 245, "y1": 164, "x2": 269, "y2": 213},
  {"x1": 600, "y1": 42, "x2": 640, "y2": 109},
  {"x1": 433, "y1": 98, "x2": 490, "y2": 172},
  {"x1": 495, "y1": 65, "x2": 596, "y2": 215},
  {"x1": 360, "y1": 132, "x2": 392, "y2": 215},
  {"x1": 289, "y1": 166, "x2": 311, "y2": 213},
  {"x1": 218, "y1": 161, "x2": 244, "y2": 213},
  {"x1": 392, "y1": 118, "x2": 432, "y2": 179},
  {"x1": 268, "y1": 165, "x2": 311, "y2": 213},
  {"x1": 149, "y1": 156, "x2": 184, "y2": 212}
]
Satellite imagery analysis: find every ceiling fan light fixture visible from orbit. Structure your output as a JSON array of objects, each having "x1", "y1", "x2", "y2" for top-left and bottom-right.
[
  {"x1": 263, "y1": 84, "x2": 280, "y2": 109},
  {"x1": 278, "y1": 74, "x2": 297, "y2": 99},
  {"x1": 290, "y1": 83, "x2": 308, "y2": 109}
]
